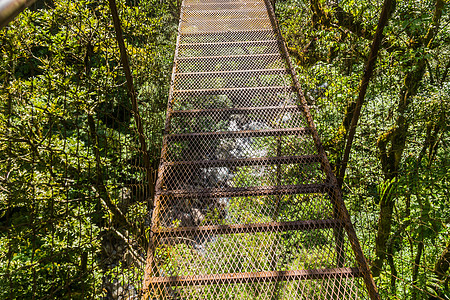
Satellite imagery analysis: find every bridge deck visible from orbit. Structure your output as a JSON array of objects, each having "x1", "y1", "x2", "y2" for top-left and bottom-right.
[{"x1": 143, "y1": 0, "x2": 379, "y2": 299}]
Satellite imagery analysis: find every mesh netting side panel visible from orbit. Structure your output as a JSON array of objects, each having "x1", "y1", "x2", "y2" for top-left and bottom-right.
[{"x1": 0, "y1": 0, "x2": 177, "y2": 298}]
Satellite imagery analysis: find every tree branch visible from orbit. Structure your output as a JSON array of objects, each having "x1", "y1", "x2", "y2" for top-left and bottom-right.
[
  {"x1": 111, "y1": 227, "x2": 146, "y2": 266},
  {"x1": 337, "y1": 0, "x2": 395, "y2": 186},
  {"x1": 87, "y1": 114, "x2": 140, "y2": 243}
]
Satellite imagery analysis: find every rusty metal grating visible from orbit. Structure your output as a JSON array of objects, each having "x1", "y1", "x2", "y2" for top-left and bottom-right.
[{"x1": 143, "y1": 0, "x2": 379, "y2": 298}]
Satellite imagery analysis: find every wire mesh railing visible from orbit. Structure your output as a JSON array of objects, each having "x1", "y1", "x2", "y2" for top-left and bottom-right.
[{"x1": 0, "y1": 0, "x2": 176, "y2": 298}]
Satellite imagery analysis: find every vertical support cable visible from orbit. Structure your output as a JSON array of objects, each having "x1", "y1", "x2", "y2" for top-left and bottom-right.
[
  {"x1": 0, "y1": 0, "x2": 36, "y2": 29},
  {"x1": 107, "y1": 0, "x2": 155, "y2": 205}
]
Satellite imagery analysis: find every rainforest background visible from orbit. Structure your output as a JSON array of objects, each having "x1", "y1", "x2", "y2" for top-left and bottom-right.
[{"x1": 0, "y1": 0, "x2": 448, "y2": 299}]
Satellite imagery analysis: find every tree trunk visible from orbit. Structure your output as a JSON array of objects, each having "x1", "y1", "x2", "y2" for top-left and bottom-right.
[
  {"x1": 336, "y1": 0, "x2": 395, "y2": 186},
  {"x1": 372, "y1": 0, "x2": 446, "y2": 276}
]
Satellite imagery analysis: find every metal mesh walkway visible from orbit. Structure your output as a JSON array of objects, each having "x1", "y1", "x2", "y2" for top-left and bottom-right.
[{"x1": 143, "y1": 0, "x2": 379, "y2": 299}]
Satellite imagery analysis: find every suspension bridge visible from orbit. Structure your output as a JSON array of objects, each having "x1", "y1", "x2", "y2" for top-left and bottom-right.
[{"x1": 141, "y1": 0, "x2": 379, "y2": 298}]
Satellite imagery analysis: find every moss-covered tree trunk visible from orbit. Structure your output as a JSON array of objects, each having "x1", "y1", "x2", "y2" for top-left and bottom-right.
[{"x1": 371, "y1": 0, "x2": 446, "y2": 277}]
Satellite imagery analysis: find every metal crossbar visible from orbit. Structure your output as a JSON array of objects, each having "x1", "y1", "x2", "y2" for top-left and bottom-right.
[{"x1": 142, "y1": 0, "x2": 380, "y2": 299}]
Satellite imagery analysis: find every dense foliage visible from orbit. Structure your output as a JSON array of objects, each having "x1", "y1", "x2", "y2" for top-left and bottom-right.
[
  {"x1": 0, "y1": 0, "x2": 448, "y2": 299},
  {"x1": 276, "y1": 0, "x2": 449, "y2": 298},
  {"x1": 0, "y1": 0, "x2": 176, "y2": 298}
]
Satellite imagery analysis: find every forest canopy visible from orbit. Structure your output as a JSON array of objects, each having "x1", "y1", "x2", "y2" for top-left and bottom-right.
[{"x1": 0, "y1": 0, "x2": 449, "y2": 299}]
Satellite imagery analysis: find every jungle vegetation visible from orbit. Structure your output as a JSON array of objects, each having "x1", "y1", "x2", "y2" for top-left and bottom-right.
[{"x1": 0, "y1": 0, "x2": 448, "y2": 299}]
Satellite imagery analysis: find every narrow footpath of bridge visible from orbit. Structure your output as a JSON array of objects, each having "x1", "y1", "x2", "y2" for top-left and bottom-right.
[{"x1": 143, "y1": 0, "x2": 379, "y2": 299}]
